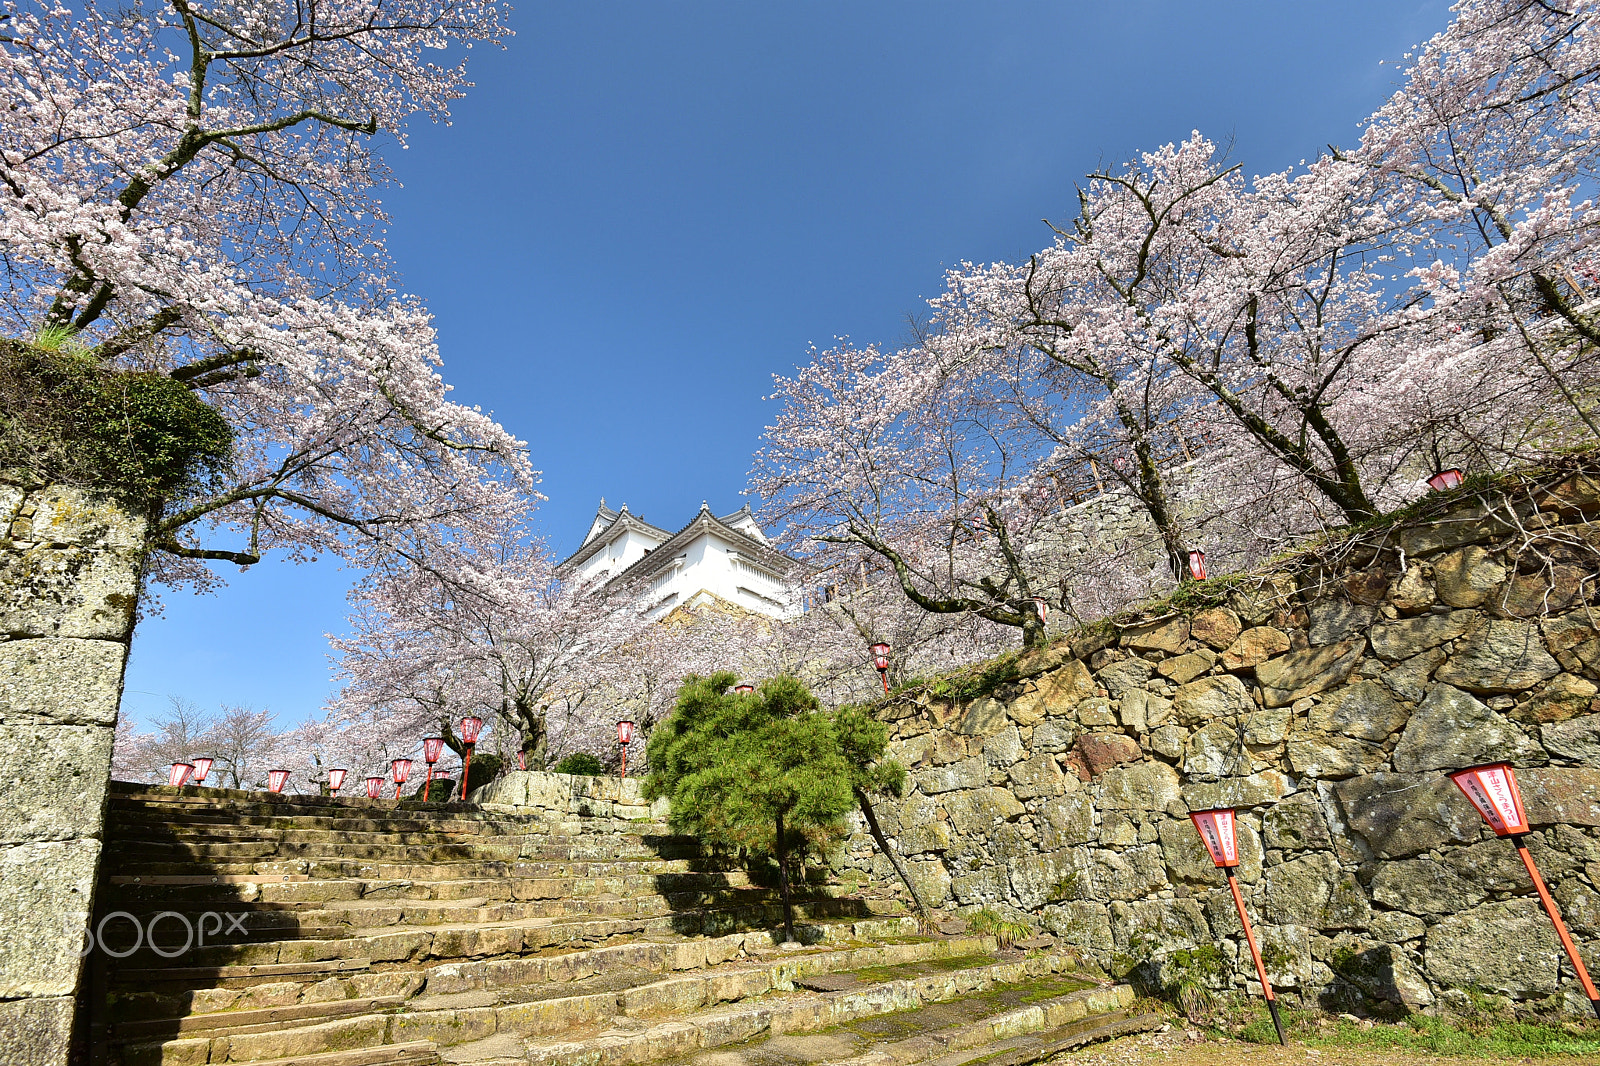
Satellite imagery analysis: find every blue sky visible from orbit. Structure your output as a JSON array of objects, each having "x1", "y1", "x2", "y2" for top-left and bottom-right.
[{"x1": 119, "y1": 0, "x2": 1451, "y2": 730}]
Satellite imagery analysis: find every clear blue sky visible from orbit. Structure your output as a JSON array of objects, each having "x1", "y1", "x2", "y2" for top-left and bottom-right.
[{"x1": 119, "y1": 0, "x2": 1451, "y2": 730}]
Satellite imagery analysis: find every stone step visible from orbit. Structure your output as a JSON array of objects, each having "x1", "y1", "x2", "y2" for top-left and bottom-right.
[
  {"x1": 103, "y1": 867, "x2": 776, "y2": 900},
  {"x1": 513, "y1": 955, "x2": 1110, "y2": 1066},
  {"x1": 117, "y1": 1011, "x2": 412, "y2": 1066},
  {"x1": 106, "y1": 855, "x2": 736, "y2": 882},
  {"x1": 128, "y1": 1041, "x2": 443, "y2": 1066},
  {"x1": 105, "y1": 810, "x2": 679, "y2": 837},
  {"x1": 99, "y1": 899, "x2": 903, "y2": 972},
  {"x1": 108, "y1": 791, "x2": 666, "y2": 829}
]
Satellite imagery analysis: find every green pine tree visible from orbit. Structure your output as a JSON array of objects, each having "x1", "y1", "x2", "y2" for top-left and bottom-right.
[
  {"x1": 643, "y1": 672, "x2": 856, "y2": 942},
  {"x1": 832, "y1": 704, "x2": 928, "y2": 922}
]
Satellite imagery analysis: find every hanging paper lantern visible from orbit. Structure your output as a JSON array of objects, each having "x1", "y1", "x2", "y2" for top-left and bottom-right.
[
  {"x1": 327, "y1": 768, "x2": 348, "y2": 794},
  {"x1": 365, "y1": 775, "x2": 384, "y2": 799},
  {"x1": 266, "y1": 769, "x2": 290, "y2": 794},
  {"x1": 616, "y1": 720, "x2": 635, "y2": 745},
  {"x1": 459, "y1": 716, "x2": 484, "y2": 745},
  {"x1": 190, "y1": 757, "x2": 213, "y2": 784},
  {"x1": 168, "y1": 762, "x2": 194, "y2": 788},
  {"x1": 422, "y1": 736, "x2": 445, "y2": 764}
]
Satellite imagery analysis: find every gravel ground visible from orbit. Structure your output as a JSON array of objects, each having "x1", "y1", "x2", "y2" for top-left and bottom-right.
[{"x1": 1053, "y1": 1026, "x2": 1597, "y2": 1066}]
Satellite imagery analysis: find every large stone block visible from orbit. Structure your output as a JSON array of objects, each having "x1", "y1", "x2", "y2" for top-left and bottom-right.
[
  {"x1": 1434, "y1": 546, "x2": 1507, "y2": 608},
  {"x1": 916, "y1": 757, "x2": 986, "y2": 795},
  {"x1": 0, "y1": 541, "x2": 143, "y2": 640},
  {"x1": 1380, "y1": 647, "x2": 1447, "y2": 702},
  {"x1": 958, "y1": 698, "x2": 1007, "y2": 736},
  {"x1": 0, "y1": 723, "x2": 114, "y2": 842},
  {"x1": 0, "y1": 995, "x2": 75, "y2": 1066},
  {"x1": 1261, "y1": 852, "x2": 1369, "y2": 929},
  {"x1": 1369, "y1": 610, "x2": 1475, "y2": 662},
  {"x1": 1094, "y1": 760, "x2": 1182, "y2": 811},
  {"x1": 1307, "y1": 600, "x2": 1378, "y2": 646},
  {"x1": 1182, "y1": 719, "x2": 1249, "y2": 778},
  {"x1": 1180, "y1": 772, "x2": 1292, "y2": 812},
  {"x1": 905, "y1": 859, "x2": 952, "y2": 907},
  {"x1": 1308, "y1": 680, "x2": 1407, "y2": 741},
  {"x1": 1108, "y1": 897, "x2": 1210, "y2": 957},
  {"x1": 1008, "y1": 753, "x2": 1067, "y2": 799},
  {"x1": 1040, "y1": 901, "x2": 1114, "y2": 952},
  {"x1": 1008, "y1": 661, "x2": 1095, "y2": 724},
  {"x1": 0, "y1": 638, "x2": 126, "y2": 726},
  {"x1": 944, "y1": 787, "x2": 1024, "y2": 834},
  {"x1": 1172, "y1": 674, "x2": 1252, "y2": 725},
  {"x1": 1425, "y1": 899, "x2": 1560, "y2": 996},
  {"x1": 1121, "y1": 617, "x2": 1189, "y2": 653},
  {"x1": 1191, "y1": 607, "x2": 1242, "y2": 650},
  {"x1": 1435, "y1": 618, "x2": 1562, "y2": 694},
  {"x1": 1522, "y1": 767, "x2": 1600, "y2": 827},
  {"x1": 1541, "y1": 714, "x2": 1600, "y2": 763},
  {"x1": 1094, "y1": 657, "x2": 1151, "y2": 699},
  {"x1": 1334, "y1": 773, "x2": 1483, "y2": 858},
  {"x1": 1221, "y1": 627, "x2": 1290, "y2": 671},
  {"x1": 1370, "y1": 858, "x2": 1484, "y2": 915},
  {"x1": 1398, "y1": 501, "x2": 1516, "y2": 557},
  {"x1": 1286, "y1": 730, "x2": 1387, "y2": 779},
  {"x1": 1037, "y1": 794, "x2": 1096, "y2": 849},
  {"x1": 0, "y1": 838, "x2": 99, "y2": 999},
  {"x1": 1391, "y1": 683, "x2": 1542, "y2": 773},
  {"x1": 1262, "y1": 794, "x2": 1333, "y2": 851},
  {"x1": 1255, "y1": 640, "x2": 1365, "y2": 707},
  {"x1": 1092, "y1": 845, "x2": 1167, "y2": 901}
]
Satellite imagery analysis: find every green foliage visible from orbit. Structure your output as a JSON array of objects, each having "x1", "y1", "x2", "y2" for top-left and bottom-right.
[
  {"x1": 0, "y1": 338, "x2": 232, "y2": 507},
  {"x1": 832, "y1": 704, "x2": 905, "y2": 798},
  {"x1": 963, "y1": 907, "x2": 1032, "y2": 949},
  {"x1": 643, "y1": 672, "x2": 857, "y2": 854},
  {"x1": 552, "y1": 752, "x2": 605, "y2": 776},
  {"x1": 1232, "y1": 1003, "x2": 1600, "y2": 1057}
]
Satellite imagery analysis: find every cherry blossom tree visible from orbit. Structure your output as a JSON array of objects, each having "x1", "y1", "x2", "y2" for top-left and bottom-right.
[{"x1": 0, "y1": 0, "x2": 533, "y2": 599}]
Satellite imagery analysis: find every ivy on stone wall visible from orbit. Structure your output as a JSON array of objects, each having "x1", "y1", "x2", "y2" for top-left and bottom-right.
[{"x1": 0, "y1": 337, "x2": 233, "y2": 508}]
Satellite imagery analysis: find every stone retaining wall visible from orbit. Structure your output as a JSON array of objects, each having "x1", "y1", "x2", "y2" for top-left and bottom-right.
[
  {"x1": 0, "y1": 481, "x2": 145, "y2": 1064},
  {"x1": 472, "y1": 769, "x2": 667, "y2": 821},
  {"x1": 837, "y1": 472, "x2": 1600, "y2": 1015}
]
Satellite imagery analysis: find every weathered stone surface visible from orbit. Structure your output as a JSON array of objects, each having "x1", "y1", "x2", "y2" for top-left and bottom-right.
[
  {"x1": 1040, "y1": 901, "x2": 1113, "y2": 951},
  {"x1": 1332, "y1": 942, "x2": 1435, "y2": 1008},
  {"x1": 1500, "y1": 565, "x2": 1587, "y2": 619},
  {"x1": 945, "y1": 786, "x2": 1025, "y2": 833},
  {"x1": 1369, "y1": 610, "x2": 1474, "y2": 662},
  {"x1": 1542, "y1": 714, "x2": 1600, "y2": 764},
  {"x1": 1263, "y1": 794, "x2": 1333, "y2": 851},
  {"x1": 1094, "y1": 657, "x2": 1151, "y2": 699},
  {"x1": 1368, "y1": 911, "x2": 1427, "y2": 944},
  {"x1": 906, "y1": 859, "x2": 952, "y2": 906},
  {"x1": 1391, "y1": 568, "x2": 1436, "y2": 614},
  {"x1": 1306, "y1": 680, "x2": 1406, "y2": 741},
  {"x1": 1425, "y1": 900, "x2": 1560, "y2": 996},
  {"x1": 1074, "y1": 734, "x2": 1140, "y2": 778},
  {"x1": 898, "y1": 816, "x2": 952, "y2": 856},
  {"x1": 1075, "y1": 697, "x2": 1117, "y2": 728},
  {"x1": 1243, "y1": 705, "x2": 1290, "y2": 747},
  {"x1": 1156, "y1": 649, "x2": 1215, "y2": 684},
  {"x1": 0, "y1": 638, "x2": 126, "y2": 726},
  {"x1": 1335, "y1": 774, "x2": 1483, "y2": 858},
  {"x1": 1434, "y1": 546, "x2": 1507, "y2": 608},
  {"x1": 1286, "y1": 730, "x2": 1387, "y2": 779},
  {"x1": 1391, "y1": 683, "x2": 1542, "y2": 772},
  {"x1": 1516, "y1": 673, "x2": 1598, "y2": 725},
  {"x1": 1030, "y1": 719, "x2": 1076, "y2": 754},
  {"x1": 0, "y1": 542, "x2": 143, "y2": 641},
  {"x1": 1122, "y1": 617, "x2": 1189, "y2": 653},
  {"x1": 1262, "y1": 852, "x2": 1369, "y2": 929},
  {"x1": 1181, "y1": 772, "x2": 1292, "y2": 814},
  {"x1": 1092, "y1": 845, "x2": 1167, "y2": 901},
  {"x1": 0, "y1": 724, "x2": 114, "y2": 843},
  {"x1": 1191, "y1": 607, "x2": 1242, "y2": 650},
  {"x1": 1108, "y1": 898, "x2": 1211, "y2": 958},
  {"x1": 0, "y1": 839, "x2": 98, "y2": 999},
  {"x1": 1255, "y1": 640, "x2": 1365, "y2": 707},
  {"x1": 1172, "y1": 674, "x2": 1252, "y2": 725},
  {"x1": 1183, "y1": 719, "x2": 1250, "y2": 778},
  {"x1": 1308, "y1": 600, "x2": 1378, "y2": 646},
  {"x1": 1434, "y1": 617, "x2": 1562, "y2": 694},
  {"x1": 958, "y1": 697, "x2": 1007, "y2": 736},
  {"x1": 1095, "y1": 760, "x2": 1182, "y2": 811},
  {"x1": 1009, "y1": 753, "x2": 1069, "y2": 798},
  {"x1": 1345, "y1": 569, "x2": 1392, "y2": 606},
  {"x1": 1038, "y1": 794, "x2": 1096, "y2": 849},
  {"x1": 1380, "y1": 647, "x2": 1447, "y2": 702},
  {"x1": 981, "y1": 724, "x2": 1023, "y2": 767},
  {"x1": 1158, "y1": 816, "x2": 1262, "y2": 885},
  {"x1": 0, "y1": 996, "x2": 75, "y2": 1066},
  {"x1": 1150, "y1": 724, "x2": 1185, "y2": 759},
  {"x1": 1370, "y1": 859, "x2": 1485, "y2": 915},
  {"x1": 1008, "y1": 660, "x2": 1095, "y2": 724},
  {"x1": 1522, "y1": 767, "x2": 1600, "y2": 827},
  {"x1": 1398, "y1": 501, "x2": 1516, "y2": 557},
  {"x1": 1221, "y1": 627, "x2": 1290, "y2": 671},
  {"x1": 916, "y1": 757, "x2": 987, "y2": 794}
]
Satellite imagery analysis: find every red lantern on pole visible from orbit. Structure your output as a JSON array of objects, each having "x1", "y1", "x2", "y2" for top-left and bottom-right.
[
  {"x1": 391, "y1": 758, "x2": 412, "y2": 801},
  {"x1": 871, "y1": 641, "x2": 891, "y2": 694},
  {"x1": 734, "y1": 683, "x2": 755, "y2": 694},
  {"x1": 1189, "y1": 808, "x2": 1284, "y2": 1045},
  {"x1": 168, "y1": 762, "x2": 194, "y2": 788},
  {"x1": 267, "y1": 769, "x2": 290, "y2": 794},
  {"x1": 1187, "y1": 549, "x2": 1208, "y2": 581},
  {"x1": 364, "y1": 775, "x2": 384, "y2": 800},
  {"x1": 1428, "y1": 468, "x2": 1465, "y2": 492},
  {"x1": 517, "y1": 750, "x2": 527, "y2": 771},
  {"x1": 422, "y1": 736, "x2": 444, "y2": 802},
  {"x1": 617, "y1": 719, "x2": 635, "y2": 780},
  {"x1": 1449, "y1": 763, "x2": 1600, "y2": 1018},
  {"x1": 327, "y1": 768, "x2": 347, "y2": 796},
  {"x1": 458, "y1": 716, "x2": 484, "y2": 802},
  {"x1": 190, "y1": 757, "x2": 213, "y2": 785},
  {"x1": 1030, "y1": 597, "x2": 1049, "y2": 626}
]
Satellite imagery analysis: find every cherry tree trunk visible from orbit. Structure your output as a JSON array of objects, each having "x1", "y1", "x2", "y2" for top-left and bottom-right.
[{"x1": 0, "y1": 480, "x2": 145, "y2": 1066}]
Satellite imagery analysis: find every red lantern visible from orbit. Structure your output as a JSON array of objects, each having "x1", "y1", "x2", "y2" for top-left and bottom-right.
[
  {"x1": 1448, "y1": 763, "x2": 1600, "y2": 1018},
  {"x1": 1188, "y1": 808, "x2": 1283, "y2": 1045},
  {"x1": 1449, "y1": 762, "x2": 1529, "y2": 836},
  {"x1": 168, "y1": 762, "x2": 194, "y2": 788},
  {"x1": 267, "y1": 769, "x2": 290, "y2": 794},
  {"x1": 422, "y1": 736, "x2": 445, "y2": 764},
  {"x1": 1187, "y1": 549, "x2": 1208, "y2": 581},
  {"x1": 870, "y1": 641, "x2": 891, "y2": 694},
  {"x1": 734, "y1": 683, "x2": 755, "y2": 694},
  {"x1": 618, "y1": 719, "x2": 636, "y2": 779},
  {"x1": 1030, "y1": 597, "x2": 1049, "y2": 625},
  {"x1": 391, "y1": 758, "x2": 412, "y2": 800},
  {"x1": 458, "y1": 716, "x2": 485, "y2": 802},
  {"x1": 1428, "y1": 468, "x2": 1465, "y2": 492},
  {"x1": 517, "y1": 750, "x2": 527, "y2": 771},
  {"x1": 327, "y1": 768, "x2": 347, "y2": 795},
  {"x1": 190, "y1": 757, "x2": 213, "y2": 785},
  {"x1": 365, "y1": 775, "x2": 384, "y2": 799},
  {"x1": 1189, "y1": 808, "x2": 1239, "y2": 868}
]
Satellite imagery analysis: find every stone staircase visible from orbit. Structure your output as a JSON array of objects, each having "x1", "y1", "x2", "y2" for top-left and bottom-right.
[{"x1": 86, "y1": 783, "x2": 1158, "y2": 1066}]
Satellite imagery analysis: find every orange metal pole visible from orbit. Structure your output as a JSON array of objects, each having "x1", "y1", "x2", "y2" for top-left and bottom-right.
[
  {"x1": 879, "y1": 669, "x2": 889, "y2": 694},
  {"x1": 1515, "y1": 838, "x2": 1600, "y2": 1019},
  {"x1": 620, "y1": 744, "x2": 628, "y2": 780},
  {"x1": 459, "y1": 745, "x2": 473, "y2": 802},
  {"x1": 422, "y1": 765, "x2": 432, "y2": 803},
  {"x1": 1228, "y1": 869, "x2": 1286, "y2": 1045}
]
